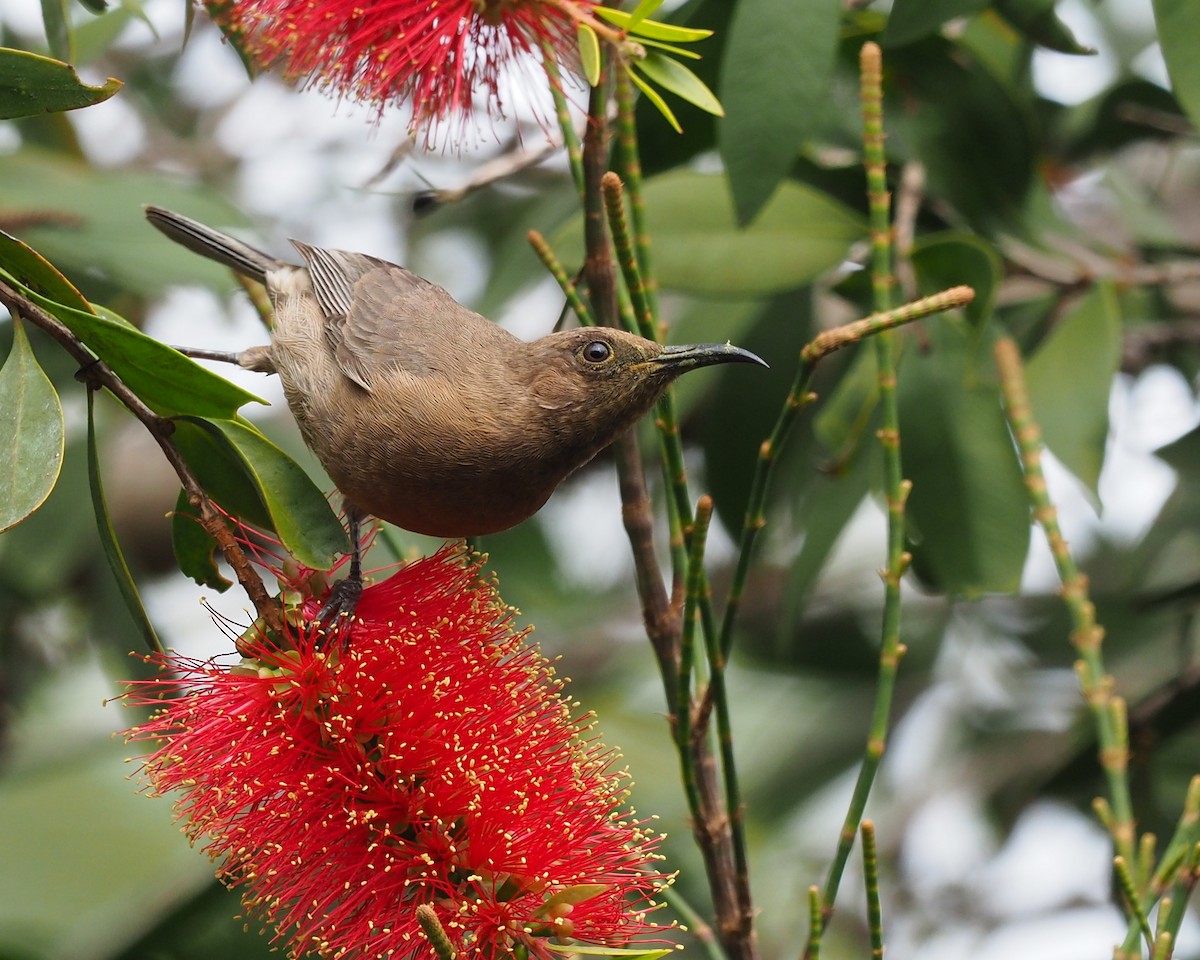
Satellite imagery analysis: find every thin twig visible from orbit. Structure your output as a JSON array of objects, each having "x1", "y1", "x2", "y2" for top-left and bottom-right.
[{"x1": 0, "y1": 278, "x2": 282, "y2": 636}]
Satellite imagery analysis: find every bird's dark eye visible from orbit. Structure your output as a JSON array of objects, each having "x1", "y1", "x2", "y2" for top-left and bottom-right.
[{"x1": 581, "y1": 340, "x2": 612, "y2": 363}]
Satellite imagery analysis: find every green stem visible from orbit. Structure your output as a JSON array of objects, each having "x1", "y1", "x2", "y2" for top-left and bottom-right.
[
  {"x1": 994, "y1": 335, "x2": 1136, "y2": 866},
  {"x1": 862, "y1": 822, "x2": 884, "y2": 960},
  {"x1": 615, "y1": 67, "x2": 658, "y2": 320},
  {"x1": 809, "y1": 45, "x2": 913, "y2": 947},
  {"x1": 527, "y1": 229, "x2": 595, "y2": 327},
  {"x1": 676, "y1": 496, "x2": 713, "y2": 825},
  {"x1": 540, "y1": 42, "x2": 585, "y2": 198},
  {"x1": 717, "y1": 286, "x2": 973, "y2": 662}
]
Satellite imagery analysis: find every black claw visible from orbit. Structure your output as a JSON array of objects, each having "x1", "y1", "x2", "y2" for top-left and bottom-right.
[
  {"x1": 317, "y1": 506, "x2": 365, "y2": 627},
  {"x1": 317, "y1": 575, "x2": 363, "y2": 624}
]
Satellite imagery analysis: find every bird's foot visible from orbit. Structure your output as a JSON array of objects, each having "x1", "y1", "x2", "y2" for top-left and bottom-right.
[{"x1": 316, "y1": 575, "x2": 363, "y2": 626}]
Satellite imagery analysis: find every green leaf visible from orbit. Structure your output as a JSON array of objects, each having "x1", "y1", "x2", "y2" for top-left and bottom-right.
[
  {"x1": 0, "y1": 228, "x2": 92, "y2": 314},
  {"x1": 0, "y1": 274, "x2": 265, "y2": 418},
  {"x1": 625, "y1": 0, "x2": 666, "y2": 31},
  {"x1": 910, "y1": 232, "x2": 1001, "y2": 335},
  {"x1": 171, "y1": 488, "x2": 232, "y2": 592},
  {"x1": 633, "y1": 51, "x2": 722, "y2": 116},
  {"x1": 2, "y1": 148, "x2": 249, "y2": 296},
  {"x1": 551, "y1": 172, "x2": 866, "y2": 296},
  {"x1": 546, "y1": 946, "x2": 674, "y2": 960},
  {"x1": 74, "y1": 0, "x2": 109, "y2": 13},
  {"x1": 0, "y1": 47, "x2": 121, "y2": 119},
  {"x1": 898, "y1": 322, "x2": 1030, "y2": 596},
  {"x1": 888, "y1": 36, "x2": 1037, "y2": 233},
  {"x1": 637, "y1": 38, "x2": 702, "y2": 60},
  {"x1": 627, "y1": 66, "x2": 681, "y2": 133},
  {"x1": 86, "y1": 389, "x2": 163, "y2": 654},
  {"x1": 718, "y1": 0, "x2": 841, "y2": 224},
  {"x1": 40, "y1": 0, "x2": 73, "y2": 61},
  {"x1": 577, "y1": 24, "x2": 601, "y2": 86},
  {"x1": 1152, "y1": 0, "x2": 1200, "y2": 131},
  {"x1": 882, "y1": 0, "x2": 990, "y2": 47},
  {"x1": 0, "y1": 318, "x2": 65, "y2": 533},
  {"x1": 179, "y1": 417, "x2": 348, "y2": 570},
  {"x1": 1024, "y1": 281, "x2": 1122, "y2": 500},
  {"x1": 593, "y1": 7, "x2": 713, "y2": 42},
  {"x1": 995, "y1": 0, "x2": 1096, "y2": 55}
]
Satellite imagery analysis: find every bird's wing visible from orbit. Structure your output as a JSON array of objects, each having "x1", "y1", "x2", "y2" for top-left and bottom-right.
[{"x1": 291, "y1": 241, "x2": 501, "y2": 391}]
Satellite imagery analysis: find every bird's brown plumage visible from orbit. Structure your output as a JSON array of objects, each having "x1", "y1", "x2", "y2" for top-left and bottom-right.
[{"x1": 146, "y1": 206, "x2": 766, "y2": 537}]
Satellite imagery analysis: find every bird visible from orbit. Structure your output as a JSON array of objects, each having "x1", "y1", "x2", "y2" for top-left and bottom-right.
[{"x1": 146, "y1": 205, "x2": 767, "y2": 613}]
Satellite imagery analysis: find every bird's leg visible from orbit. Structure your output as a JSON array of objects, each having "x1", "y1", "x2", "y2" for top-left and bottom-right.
[
  {"x1": 317, "y1": 508, "x2": 364, "y2": 624},
  {"x1": 171, "y1": 344, "x2": 277, "y2": 373}
]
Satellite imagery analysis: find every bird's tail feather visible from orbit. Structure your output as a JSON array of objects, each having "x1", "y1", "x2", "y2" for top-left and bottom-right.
[{"x1": 144, "y1": 206, "x2": 277, "y2": 284}]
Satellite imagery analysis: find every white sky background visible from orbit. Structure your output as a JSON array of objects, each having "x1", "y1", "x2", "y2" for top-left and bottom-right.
[{"x1": 3, "y1": 0, "x2": 1200, "y2": 957}]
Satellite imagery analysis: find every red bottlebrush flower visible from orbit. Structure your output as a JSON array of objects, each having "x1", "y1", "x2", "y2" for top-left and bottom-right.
[
  {"x1": 125, "y1": 545, "x2": 670, "y2": 960},
  {"x1": 207, "y1": 0, "x2": 611, "y2": 136}
]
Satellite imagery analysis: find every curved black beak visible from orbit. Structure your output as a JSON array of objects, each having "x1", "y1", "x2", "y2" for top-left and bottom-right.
[{"x1": 650, "y1": 342, "x2": 769, "y2": 371}]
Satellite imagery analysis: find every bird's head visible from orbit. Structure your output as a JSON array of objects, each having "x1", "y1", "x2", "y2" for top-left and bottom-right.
[{"x1": 527, "y1": 327, "x2": 766, "y2": 431}]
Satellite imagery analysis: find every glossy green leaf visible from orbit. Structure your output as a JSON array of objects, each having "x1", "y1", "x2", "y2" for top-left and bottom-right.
[
  {"x1": 719, "y1": 0, "x2": 841, "y2": 224},
  {"x1": 882, "y1": 0, "x2": 990, "y2": 47},
  {"x1": 577, "y1": 24, "x2": 601, "y2": 86},
  {"x1": 627, "y1": 66, "x2": 681, "y2": 133},
  {"x1": 0, "y1": 318, "x2": 65, "y2": 533},
  {"x1": 633, "y1": 51, "x2": 722, "y2": 116},
  {"x1": 1024, "y1": 281, "x2": 1122, "y2": 500},
  {"x1": 180, "y1": 417, "x2": 348, "y2": 570},
  {"x1": 0, "y1": 228, "x2": 92, "y2": 314},
  {"x1": 898, "y1": 322, "x2": 1030, "y2": 596},
  {"x1": 995, "y1": 0, "x2": 1095, "y2": 55},
  {"x1": 0, "y1": 47, "x2": 121, "y2": 119},
  {"x1": 594, "y1": 7, "x2": 713, "y2": 42},
  {"x1": 171, "y1": 487, "x2": 232, "y2": 592},
  {"x1": 1153, "y1": 0, "x2": 1200, "y2": 131},
  {"x1": 86, "y1": 389, "x2": 163, "y2": 654},
  {"x1": 551, "y1": 172, "x2": 866, "y2": 296},
  {"x1": 1, "y1": 274, "x2": 265, "y2": 418}
]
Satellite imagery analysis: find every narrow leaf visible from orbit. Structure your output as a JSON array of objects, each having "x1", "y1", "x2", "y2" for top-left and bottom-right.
[
  {"x1": 40, "y1": 0, "x2": 72, "y2": 61},
  {"x1": 628, "y1": 65, "x2": 681, "y2": 133},
  {"x1": 86, "y1": 389, "x2": 163, "y2": 654},
  {"x1": 74, "y1": 0, "x2": 110, "y2": 13},
  {"x1": 593, "y1": 8, "x2": 713, "y2": 42},
  {"x1": 577, "y1": 24, "x2": 601, "y2": 86},
  {"x1": 181, "y1": 417, "x2": 348, "y2": 570},
  {"x1": 1152, "y1": 0, "x2": 1200, "y2": 131},
  {"x1": 634, "y1": 52, "x2": 723, "y2": 116},
  {"x1": 626, "y1": 0, "x2": 666, "y2": 30},
  {"x1": 0, "y1": 47, "x2": 121, "y2": 119},
  {"x1": 0, "y1": 318, "x2": 65, "y2": 532},
  {"x1": 1024, "y1": 281, "x2": 1122, "y2": 499},
  {"x1": 719, "y1": 0, "x2": 841, "y2": 224},
  {"x1": 637, "y1": 38, "x2": 702, "y2": 60}
]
